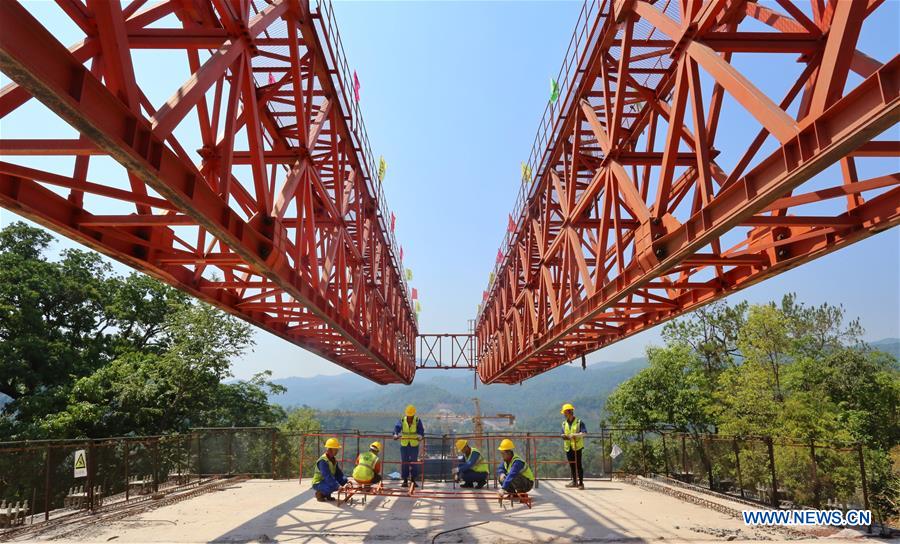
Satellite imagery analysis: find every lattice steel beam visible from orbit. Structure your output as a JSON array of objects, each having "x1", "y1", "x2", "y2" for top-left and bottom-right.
[
  {"x1": 0, "y1": 0, "x2": 417, "y2": 383},
  {"x1": 476, "y1": 0, "x2": 899, "y2": 384}
]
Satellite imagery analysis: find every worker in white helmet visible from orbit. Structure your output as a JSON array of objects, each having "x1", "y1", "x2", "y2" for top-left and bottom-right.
[{"x1": 393, "y1": 404, "x2": 424, "y2": 487}]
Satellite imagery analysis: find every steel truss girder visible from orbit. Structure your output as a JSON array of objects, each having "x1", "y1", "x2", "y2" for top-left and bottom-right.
[
  {"x1": 0, "y1": 0, "x2": 417, "y2": 383},
  {"x1": 476, "y1": 0, "x2": 900, "y2": 384}
]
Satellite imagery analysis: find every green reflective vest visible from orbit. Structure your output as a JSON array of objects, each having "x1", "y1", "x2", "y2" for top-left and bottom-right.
[
  {"x1": 563, "y1": 417, "x2": 584, "y2": 452},
  {"x1": 311, "y1": 453, "x2": 337, "y2": 486},
  {"x1": 465, "y1": 447, "x2": 489, "y2": 474},
  {"x1": 401, "y1": 416, "x2": 420, "y2": 447},
  {"x1": 504, "y1": 454, "x2": 534, "y2": 481},
  {"x1": 352, "y1": 451, "x2": 379, "y2": 482}
]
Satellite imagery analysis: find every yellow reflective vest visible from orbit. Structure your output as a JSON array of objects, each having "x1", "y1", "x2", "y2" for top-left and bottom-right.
[
  {"x1": 352, "y1": 451, "x2": 379, "y2": 482},
  {"x1": 401, "y1": 416, "x2": 420, "y2": 447},
  {"x1": 563, "y1": 417, "x2": 584, "y2": 452}
]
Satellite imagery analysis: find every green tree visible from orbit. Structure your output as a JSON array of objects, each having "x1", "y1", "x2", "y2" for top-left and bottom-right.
[{"x1": 0, "y1": 222, "x2": 288, "y2": 440}]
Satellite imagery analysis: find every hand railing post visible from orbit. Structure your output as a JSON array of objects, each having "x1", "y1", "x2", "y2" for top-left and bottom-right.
[
  {"x1": 733, "y1": 438, "x2": 744, "y2": 499},
  {"x1": 43, "y1": 446, "x2": 51, "y2": 521},
  {"x1": 766, "y1": 437, "x2": 778, "y2": 507}
]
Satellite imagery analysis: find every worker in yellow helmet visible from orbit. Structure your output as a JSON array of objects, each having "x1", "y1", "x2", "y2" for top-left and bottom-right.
[
  {"x1": 452, "y1": 439, "x2": 489, "y2": 488},
  {"x1": 560, "y1": 403, "x2": 586, "y2": 489},
  {"x1": 392, "y1": 404, "x2": 424, "y2": 487},
  {"x1": 352, "y1": 441, "x2": 383, "y2": 486},
  {"x1": 496, "y1": 439, "x2": 534, "y2": 497},
  {"x1": 311, "y1": 438, "x2": 348, "y2": 502}
]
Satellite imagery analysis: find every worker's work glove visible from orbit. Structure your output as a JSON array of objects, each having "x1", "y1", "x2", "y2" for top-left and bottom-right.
[
  {"x1": 497, "y1": 489, "x2": 506, "y2": 498},
  {"x1": 392, "y1": 434, "x2": 399, "y2": 440},
  {"x1": 451, "y1": 467, "x2": 458, "y2": 475},
  {"x1": 499, "y1": 474, "x2": 506, "y2": 483}
]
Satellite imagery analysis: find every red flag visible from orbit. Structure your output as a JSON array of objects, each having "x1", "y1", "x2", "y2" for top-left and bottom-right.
[
  {"x1": 390, "y1": 213, "x2": 396, "y2": 232},
  {"x1": 353, "y1": 70, "x2": 361, "y2": 102},
  {"x1": 268, "y1": 72, "x2": 276, "y2": 85},
  {"x1": 400, "y1": 245, "x2": 404, "y2": 261},
  {"x1": 496, "y1": 249, "x2": 503, "y2": 264},
  {"x1": 507, "y1": 214, "x2": 516, "y2": 233},
  {"x1": 412, "y1": 288, "x2": 418, "y2": 300},
  {"x1": 482, "y1": 290, "x2": 488, "y2": 301}
]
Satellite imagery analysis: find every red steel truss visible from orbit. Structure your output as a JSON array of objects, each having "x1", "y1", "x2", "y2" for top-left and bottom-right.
[
  {"x1": 476, "y1": 0, "x2": 899, "y2": 384},
  {"x1": 0, "y1": 0, "x2": 417, "y2": 383}
]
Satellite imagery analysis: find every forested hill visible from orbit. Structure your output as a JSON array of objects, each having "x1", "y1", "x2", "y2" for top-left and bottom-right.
[{"x1": 269, "y1": 357, "x2": 649, "y2": 431}]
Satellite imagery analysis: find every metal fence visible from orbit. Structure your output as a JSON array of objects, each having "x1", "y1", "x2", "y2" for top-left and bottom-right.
[{"x1": 0, "y1": 427, "x2": 873, "y2": 530}]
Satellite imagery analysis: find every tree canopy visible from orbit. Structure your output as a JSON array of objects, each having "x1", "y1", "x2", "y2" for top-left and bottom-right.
[{"x1": 0, "y1": 222, "x2": 287, "y2": 439}]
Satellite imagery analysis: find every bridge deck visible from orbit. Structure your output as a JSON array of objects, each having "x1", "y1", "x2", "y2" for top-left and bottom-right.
[{"x1": 9, "y1": 479, "x2": 854, "y2": 543}]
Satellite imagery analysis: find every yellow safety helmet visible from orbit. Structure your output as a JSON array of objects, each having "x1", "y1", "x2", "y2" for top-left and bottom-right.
[
  {"x1": 498, "y1": 439, "x2": 515, "y2": 451},
  {"x1": 370, "y1": 441, "x2": 382, "y2": 452},
  {"x1": 455, "y1": 439, "x2": 468, "y2": 452},
  {"x1": 324, "y1": 438, "x2": 341, "y2": 449},
  {"x1": 404, "y1": 404, "x2": 417, "y2": 417},
  {"x1": 560, "y1": 403, "x2": 575, "y2": 414}
]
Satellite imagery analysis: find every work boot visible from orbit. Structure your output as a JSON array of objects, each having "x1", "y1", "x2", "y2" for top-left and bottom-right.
[
  {"x1": 401, "y1": 479, "x2": 408, "y2": 487},
  {"x1": 315, "y1": 491, "x2": 326, "y2": 502},
  {"x1": 565, "y1": 481, "x2": 578, "y2": 488},
  {"x1": 476, "y1": 480, "x2": 487, "y2": 489},
  {"x1": 460, "y1": 482, "x2": 474, "y2": 488},
  {"x1": 324, "y1": 495, "x2": 336, "y2": 502},
  {"x1": 578, "y1": 483, "x2": 585, "y2": 490}
]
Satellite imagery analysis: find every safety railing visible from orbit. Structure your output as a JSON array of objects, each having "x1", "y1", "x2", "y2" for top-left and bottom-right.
[
  {"x1": 477, "y1": 0, "x2": 607, "y2": 322},
  {"x1": 1, "y1": 427, "x2": 876, "y2": 532}
]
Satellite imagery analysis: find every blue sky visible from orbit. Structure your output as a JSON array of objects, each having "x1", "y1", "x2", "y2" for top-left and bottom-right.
[{"x1": 1, "y1": 1, "x2": 898, "y2": 380}]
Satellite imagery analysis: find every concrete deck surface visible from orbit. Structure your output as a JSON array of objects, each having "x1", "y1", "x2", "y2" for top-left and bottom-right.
[{"x1": 18, "y1": 479, "x2": 871, "y2": 543}]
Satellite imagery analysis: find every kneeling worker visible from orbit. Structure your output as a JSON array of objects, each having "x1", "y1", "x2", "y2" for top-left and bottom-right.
[
  {"x1": 497, "y1": 439, "x2": 534, "y2": 496},
  {"x1": 312, "y1": 438, "x2": 348, "y2": 502},
  {"x1": 352, "y1": 441, "x2": 383, "y2": 486},
  {"x1": 454, "y1": 439, "x2": 489, "y2": 488}
]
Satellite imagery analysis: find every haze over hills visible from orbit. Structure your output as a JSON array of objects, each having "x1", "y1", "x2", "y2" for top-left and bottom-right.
[
  {"x1": 267, "y1": 338, "x2": 900, "y2": 433},
  {"x1": 269, "y1": 357, "x2": 649, "y2": 433}
]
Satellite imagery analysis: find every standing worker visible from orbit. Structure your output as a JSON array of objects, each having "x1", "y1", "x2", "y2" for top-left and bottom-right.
[
  {"x1": 496, "y1": 439, "x2": 534, "y2": 498},
  {"x1": 393, "y1": 404, "x2": 424, "y2": 488},
  {"x1": 453, "y1": 439, "x2": 489, "y2": 488},
  {"x1": 352, "y1": 441, "x2": 383, "y2": 486},
  {"x1": 560, "y1": 402, "x2": 587, "y2": 489},
  {"x1": 312, "y1": 438, "x2": 349, "y2": 502}
]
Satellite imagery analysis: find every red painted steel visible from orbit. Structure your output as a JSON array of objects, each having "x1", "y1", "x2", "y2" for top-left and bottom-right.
[
  {"x1": 0, "y1": 0, "x2": 417, "y2": 383},
  {"x1": 476, "y1": 0, "x2": 900, "y2": 383},
  {"x1": 417, "y1": 334, "x2": 478, "y2": 370}
]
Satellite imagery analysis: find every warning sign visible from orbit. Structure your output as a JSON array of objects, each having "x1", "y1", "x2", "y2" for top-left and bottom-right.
[{"x1": 73, "y1": 449, "x2": 87, "y2": 478}]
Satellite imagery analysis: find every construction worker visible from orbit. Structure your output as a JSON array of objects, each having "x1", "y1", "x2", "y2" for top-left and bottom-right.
[
  {"x1": 453, "y1": 439, "x2": 489, "y2": 488},
  {"x1": 560, "y1": 402, "x2": 586, "y2": 489},
  {"x1": 312, "y1": 438, "x2": 348, "y2": 502},
  {"x1": 496, "y1": 439, "x2": 534, "y2": 496},
  {"x1": 392, "y1": 404, "x2": 424, "y2": 487},
  {"x1": 352, "y1": 441, "x2": 383, "y2": 486}
]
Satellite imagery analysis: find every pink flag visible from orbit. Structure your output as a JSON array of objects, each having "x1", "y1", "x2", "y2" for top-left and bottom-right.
[
  {"x1": 496, "y1": 249, "x2": 503, "y2": 264},
  {"x1": 400, "y1": 245, "x2": 404, "y2": 261},
  {"x1": 390, "y1": 213, "x2": 396, "y2": 232},
  {"x1": 482, "y1": 290, "x2": 488, "y2": 301},
  {"x1": 353, "y1": 70, "x2": 360, "y2": 102},
  {"x1": 268, "y1": 72, "x2": 276, "y2": 85},
  {"x1": 507, "y1": 214, "x2": 516, "y2": 233},
  {"x1": 412, "y1": 288, "x2": 418, "y2": 300}
]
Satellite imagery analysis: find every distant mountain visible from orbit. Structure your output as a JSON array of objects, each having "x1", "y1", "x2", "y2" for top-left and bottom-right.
[
  {"x1": 870, "y1": 337, "x2": 899, "y2": 359},
  {"x1": 269, "y1": 356, "x2": 649, "y2": 433},
  {"x1": 268, "y1": 337, "x2": 899, "y2": 433}
]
